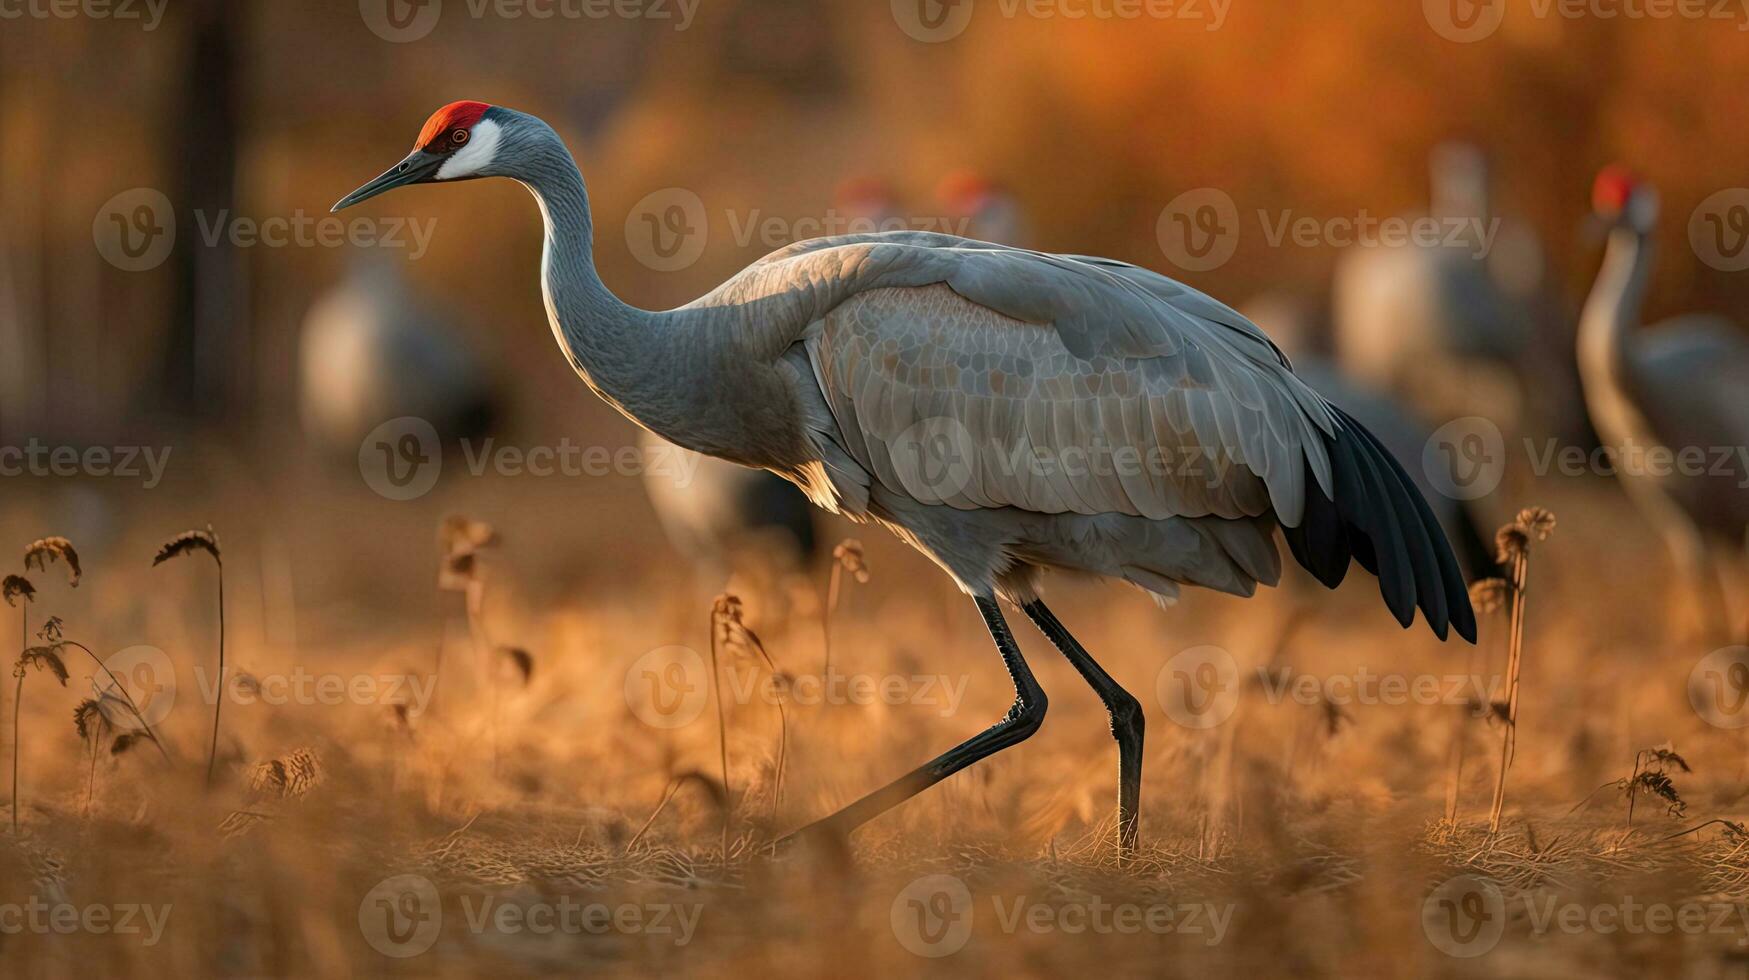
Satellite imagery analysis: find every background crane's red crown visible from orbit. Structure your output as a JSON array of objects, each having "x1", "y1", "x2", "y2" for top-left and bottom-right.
[
  {"x1": 416, "y1": 101, "x2": 493, "y2": 151},
  {"x1": 1592, "y1": 164, "x2": 1638, "y2": 213},
  {"x1": 937, "y1": 170, "x2": 997, "y2": 210}
]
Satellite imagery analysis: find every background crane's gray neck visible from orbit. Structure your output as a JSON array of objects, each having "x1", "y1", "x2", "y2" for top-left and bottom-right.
[
  {"x1": 1578, "y1": 226, "x2": 1655, "y2": 451},
  {"x1": 1579, "y1": 227, "x2": 1649, "y2": 393}
]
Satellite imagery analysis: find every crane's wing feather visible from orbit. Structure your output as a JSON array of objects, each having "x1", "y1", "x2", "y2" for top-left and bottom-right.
[{"x1": 712, "y1": 232, "x2": 1473, "y2": 639}]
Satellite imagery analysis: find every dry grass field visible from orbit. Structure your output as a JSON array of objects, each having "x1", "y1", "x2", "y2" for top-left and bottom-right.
[{"x1": 0, "y1": 445, "x2": 1746, "y2": 979}]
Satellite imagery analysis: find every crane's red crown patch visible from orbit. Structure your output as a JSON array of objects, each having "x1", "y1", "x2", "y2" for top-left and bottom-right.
[
  {"x1": 1592, "y1": 165, "x2": 1637, "y2": 213},
  {"x1": 417, "y1": 101, "x2": 493, "y2": 151}
]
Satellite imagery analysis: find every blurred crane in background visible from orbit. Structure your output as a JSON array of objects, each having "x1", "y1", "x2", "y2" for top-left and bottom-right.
[
  {"x1": 298, "y1": 259, "x2": 498, "y2": 456},
  {"x1": 1332, "y1": 143, "x2": 1579, "y2": 438},
  {"x1": 1581, "y1": 167, "x2": 1749, "y2": 637},
  {"x1": 334, "y1": 101, "x2": 1476, "y2": 854}
]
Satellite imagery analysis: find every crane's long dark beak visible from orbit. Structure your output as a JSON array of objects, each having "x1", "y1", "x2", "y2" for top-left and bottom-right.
[{"x1": 331, "y1": 150, "x2": 445, "y2": 212}]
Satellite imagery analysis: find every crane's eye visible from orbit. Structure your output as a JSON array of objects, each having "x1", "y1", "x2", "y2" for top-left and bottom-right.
[{"x1": 452, "y1": 129, "x2": 469, "y2": 145}]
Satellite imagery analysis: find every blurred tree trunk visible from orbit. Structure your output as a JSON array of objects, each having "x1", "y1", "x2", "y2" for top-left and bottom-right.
[
  {"x1": 163, "y1": 0, "x2": 247, "y2": 421},
  {"x1": 0, "y1": 35, "x2": 49, "y2": 444}
]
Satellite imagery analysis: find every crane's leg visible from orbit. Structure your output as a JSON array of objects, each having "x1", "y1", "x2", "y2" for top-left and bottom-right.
[
  {"x1": 1021, "y1": 600, "x2": 1144, "y2": 854},
  {"x1": 780, "y1": 595, "x2": 1047, "y2": 845}
]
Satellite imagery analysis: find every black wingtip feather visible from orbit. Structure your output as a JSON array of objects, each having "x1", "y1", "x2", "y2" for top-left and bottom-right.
[{"x1": 1283, "y1": 406, "x2": 1477, "y2": 644}]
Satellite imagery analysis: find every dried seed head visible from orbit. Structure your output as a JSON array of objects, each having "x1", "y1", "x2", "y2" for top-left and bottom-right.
[
  {"x1": 154, "y1": 526, "x2": 221, "y2": 567},
  {"x1": 24, "y1": 537, "x2": 81, "y2": 587},
  {"x1": 249, "y1": 748, "x2": 325, "y2": 799},
  {"x1": 1495, "y1": 525, "x2": 1530, "y2": 563},
  {"x1": 1, "y1": 575, "x2": 35, "y2": 607},
  {"x1": 111, "y1": 733, "x2": 144, "y2": 756},
  {"x1": 440, "y1": 515, "x2": 498, "y2": 557},
  {"x1": 1628, "y1": 770, "x2": 1687, "y2": 817},
  {"x1": 1645, "y1": 743, "x2": 1692, "y2": 773},
  {"x1": 1516, "y1": 507, "x2": 1557, "y2": 541},
  {"x1": 712, "y1": 593, "x2": 746, "y2": 627},
  {"x1": 438, "y1": 515, "x2": 497, "y2": 591},
  {"x1": 832, "y1": 539, "x2": 871, "y2": 584},
  {"x1": 73, "y1": 698, "x2": 103, "y2": 742},
  {"x1": 498, "y1": 646, "x2": 534, "y2": 685},
  {"x1": 37, "y1": 617, "x2": 63, "y2": 643},
  {"x1": 17, "y1": 645, "x2": 68, "y2": 686},
  {"x1": 1469, "y1": 577, "x2": 1511, "y2": 615}
]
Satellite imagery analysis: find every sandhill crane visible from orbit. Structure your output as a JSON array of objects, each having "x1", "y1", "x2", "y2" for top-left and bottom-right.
[
  {"x1": 1581, "y1": 167, "x2": 1749, "y2": 634},
  {"x1": 299, "y1": 258, "x2": 497, "y2": 455},
  {"x1": 335, "y1": 101, "x2": 1476, "y2": 853},
  {"x1": 1240, "y1": 292, "x2": 1497, "y2": 580},
  {"x1": 1332, "y1": 143, "x2": 1577, "y2": 436},
  {"x1": 936, "y1": 171, "x2": 1031, "y2": 247}
]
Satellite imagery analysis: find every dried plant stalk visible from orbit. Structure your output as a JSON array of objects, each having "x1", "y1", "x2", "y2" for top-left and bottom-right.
[
  {"x1": 1488, "y1": 508, "x2": 1555, "y2": 834},
  {"x1": 154, "y1": 527, "x2": 224, "y2": 787}
]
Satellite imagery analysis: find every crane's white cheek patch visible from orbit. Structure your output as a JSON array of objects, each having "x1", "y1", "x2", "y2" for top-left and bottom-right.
[{"x1": 437, "y1": 118, "x2": 501, "y2": 180}]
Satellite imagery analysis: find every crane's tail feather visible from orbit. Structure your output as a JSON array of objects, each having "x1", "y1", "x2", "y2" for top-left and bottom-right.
[{"x1": 1282, "y1": 405, "x2": 1478, "y2": 643}]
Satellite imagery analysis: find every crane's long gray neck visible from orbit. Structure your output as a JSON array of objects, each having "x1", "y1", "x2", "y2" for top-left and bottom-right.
[
  {"x1": 508, "y1": 122, "x2": 654, "y2": 413},
  {"x1": 504, "y1": 116, "x2": 786, "y2": 465},
  {"x1": 1578, "y1": 226, "x2": 1653, "y2": 446},
  {"x1": 500, "y1": 118, "x2": 745, "y2": 451}
]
